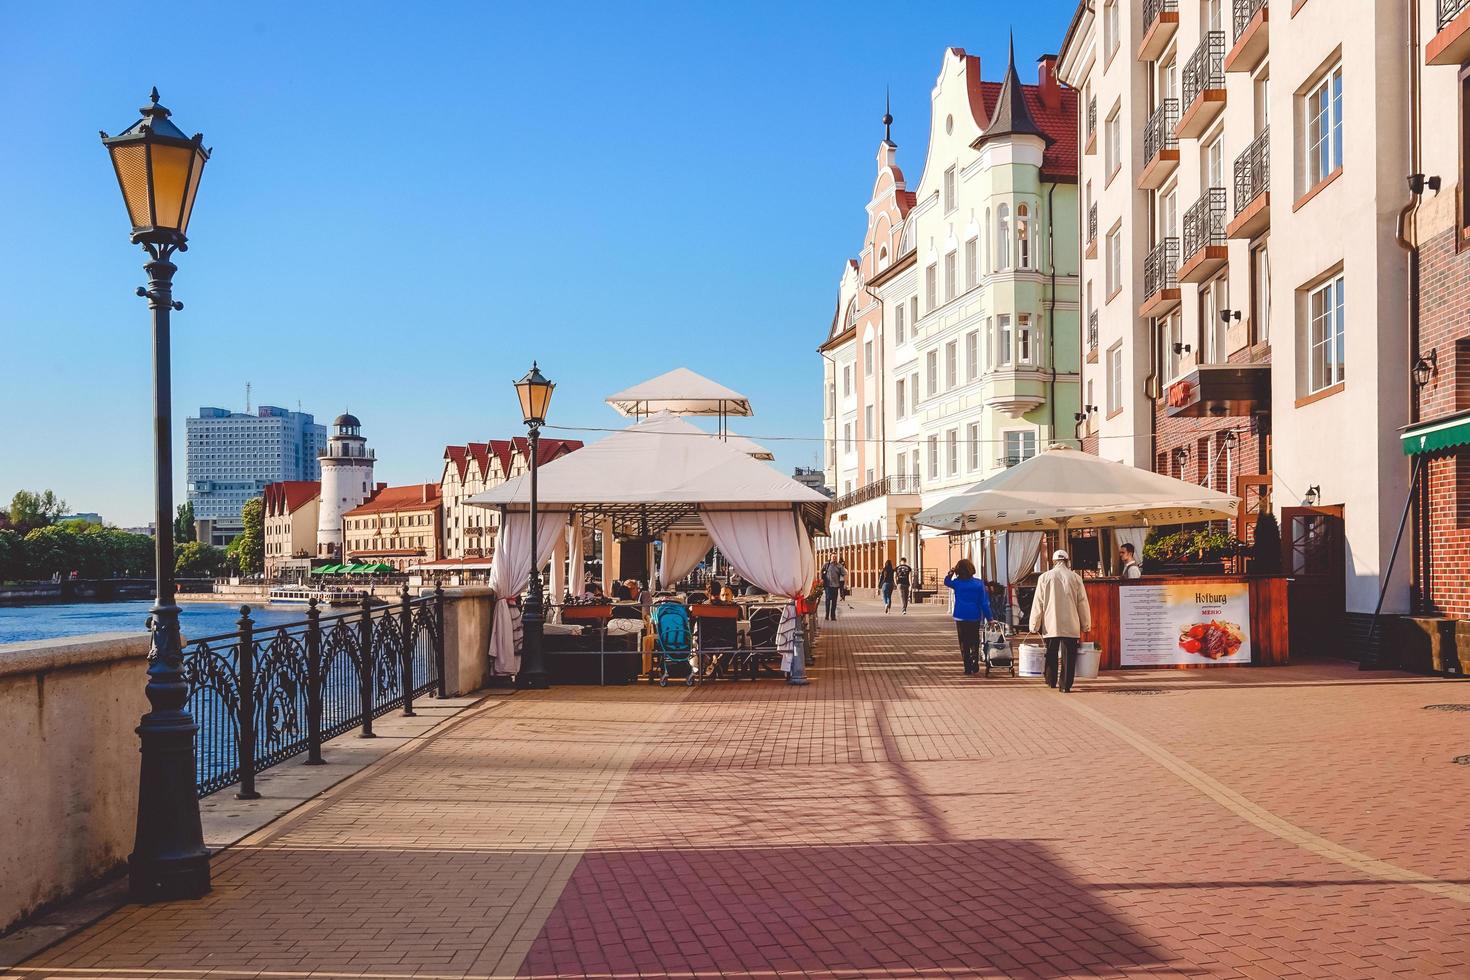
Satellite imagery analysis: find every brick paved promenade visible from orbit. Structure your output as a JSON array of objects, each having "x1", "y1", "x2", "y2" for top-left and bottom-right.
[{"x1": 9, "y1": 598, "x2": 1470, "y2": 979}]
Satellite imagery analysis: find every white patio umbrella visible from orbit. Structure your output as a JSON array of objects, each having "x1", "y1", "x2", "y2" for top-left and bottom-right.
[{"x1": 915, "y1": 444, "x2": 1239, "y2": 533}]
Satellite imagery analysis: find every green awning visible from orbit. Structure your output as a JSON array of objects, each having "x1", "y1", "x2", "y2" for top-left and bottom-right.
[
  {"x1": 312, "y1": 564, "x2": 339, "y2": 574},
  {"x1": 1401, "y1": 411, "x2": 1470, "y2": 455}
]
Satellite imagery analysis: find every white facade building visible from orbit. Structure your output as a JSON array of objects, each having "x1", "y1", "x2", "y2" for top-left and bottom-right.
[{"x1": 315, "y1": 413, "x2": 376, "y2": 561}]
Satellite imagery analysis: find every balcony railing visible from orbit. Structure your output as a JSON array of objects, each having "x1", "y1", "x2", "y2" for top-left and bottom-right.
[
  {"x1": 1234, "y1": 127, "x2": 1270, "y2": 215},
  {"x1": 1086, "y1": 96, "x2": 1097, "y2": 140},
  {"x1": 1087, "y1": 310, "x2": 1099, "y2": 352},
  {"x1": 1234, "y1": 0, "x2": 1268, "y2": 39},
  {"x1": 1144, "y1": 99, "x2": 1179, "y2": 161},
  {"x1": 1144, "y1": 237, "x2": 1180, "y2": 298},
  {"x1": 1440, "y1": 0, "x2": 1470, "y2": 30},
  {"x1": 831, "y1": 473, "x2": 922, "y2": 512},
  {"x1": 1182, "y1": 187, "x2": 1227, "y2": 260},
  {"x1": 1087, "y1": 203, "x2": 1098, "y2": 244},
  {"x1": 1144, "y1": 0, "x2": 1179, "y2": 30},
  {"x1": 1182, "y1": 31, "x2": 1226, "y2": 111}
]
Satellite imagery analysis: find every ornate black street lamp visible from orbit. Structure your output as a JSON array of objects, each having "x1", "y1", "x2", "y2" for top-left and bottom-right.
[
  {"x1": 514, "y1": 362, "x2": 555, "y2": 690},
  {"x1": 101, "y1": 89, "x2": 212, "y2": 901}
]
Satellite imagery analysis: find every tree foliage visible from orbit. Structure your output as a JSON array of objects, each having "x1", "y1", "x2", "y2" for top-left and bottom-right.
[
  {"x1": 226, "y1": 497, "x2": 265, "y2": 576},
  {"x1": 8, "y1": 489, "x2": 68, "y2": 534},
  {"x1": 1250, "y1": 511, "x2": 1283, "y2": 573},
  {"x1": 174, "y1": 501, "x2": 196, "y2": 543},
  {"x1": 3, "y1": 523, "x2": 153, "y2": 581},
  {"x1": 175, "y1": 541, "x2": 228, "y2": 578}
]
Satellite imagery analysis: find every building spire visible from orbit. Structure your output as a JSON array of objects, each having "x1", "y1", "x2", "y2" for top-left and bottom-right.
[
  {"x1": 974, "y1": 29, "x2": 1051, "y2": 148},
  {"x1": 883, "y1": 86, "x2": 894, "y2": 146}
]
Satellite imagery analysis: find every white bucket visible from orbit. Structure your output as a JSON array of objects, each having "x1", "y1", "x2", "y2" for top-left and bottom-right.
[
  {"x1": 1019, "y1": 643, "x2": 1047, "y2": 677},
  {"x1": 1075, "y1": 643, "x2": 1101, "y2": 680}
]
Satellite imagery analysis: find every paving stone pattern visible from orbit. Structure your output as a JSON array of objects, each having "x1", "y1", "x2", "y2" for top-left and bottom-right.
[{"x1": 9, "y1": 599, "x2": 1470, "y2": 979}]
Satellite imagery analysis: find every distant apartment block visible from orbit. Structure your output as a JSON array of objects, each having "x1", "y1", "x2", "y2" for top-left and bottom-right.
[{"x1": 186, "y1": 405, "x2": 326, "y2": 544}]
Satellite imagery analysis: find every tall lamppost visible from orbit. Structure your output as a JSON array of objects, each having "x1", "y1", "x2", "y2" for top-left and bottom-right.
[
  {"x1": 101, "y1": 89, "x2": 212, "y2": 901},
  {"x1": 514, "y1": 362, "x2": 555, "y2": 690}
]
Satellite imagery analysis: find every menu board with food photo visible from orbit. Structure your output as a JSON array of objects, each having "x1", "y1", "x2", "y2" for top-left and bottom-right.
[{"x1": 1118, "y1": 582, "x2": 1252, "y2": 667}]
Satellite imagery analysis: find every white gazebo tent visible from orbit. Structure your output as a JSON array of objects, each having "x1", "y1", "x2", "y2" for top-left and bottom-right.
[
  {"x1": 915, "y1": 445, "x2": 1239, "y2": 615},
  {"x1": 723, "y1": 435, "x2": 775, "y2": 461},
  {"x1": 467, "y1": 412, "x2": 828, "y2": 677},
  {"x1": 605, "y1": 367, "x2": 754, "y2": 437}
]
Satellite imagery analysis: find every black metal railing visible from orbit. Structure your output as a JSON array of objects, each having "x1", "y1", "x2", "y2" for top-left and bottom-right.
[
  {"x1": 1440, "y1": 0, "x2": 1470, "y2": 30},
  {"x1": 1182, "y1": 187, "x2": 1227, "y2": 260},
  {"x1": 1088, "y1": 202, "x2": 1098, "y2": 245},
  {"x1": 1143, "y1": 0, "x2": 1179, "y2": 31},
  {"x1": 1144, "y1": 237, "x2": 1180, "y2": 298},
  {"x1": 1086, "y1": 96, "x2": 1097, "y2": 140},
  {"x1": 1144, "y1": 99, "x2": 1179, "y2": 162},
  {"x1": 1234, "y1": 0, "x2": 1268, "y2": 40},
  {"x1": 1234, "y1": 127, "x2": 1270, "y2": 216},
  {"x1": 186, "y1": 587, "x2": 445, "y2": 798},
  {"x1": 1182, "y1": 31, "x2": 1226, "y2": 112},
  {"x1": 1088, "y1": 310, "x2": 1099, "y2": 352},
  {"x1": 831, "y1": 473, "x2": 922, "y2": 512}
]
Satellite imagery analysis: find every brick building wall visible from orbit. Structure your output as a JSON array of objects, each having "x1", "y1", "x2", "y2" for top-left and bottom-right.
[{"x1": 1417, "y1": 227, "x2": 1470, "y2": 619}]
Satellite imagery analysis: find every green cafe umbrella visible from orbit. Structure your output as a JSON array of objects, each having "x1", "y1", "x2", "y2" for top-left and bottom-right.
[{"x1": 311, "y1": 564, "x2": 339, "y2": 574}]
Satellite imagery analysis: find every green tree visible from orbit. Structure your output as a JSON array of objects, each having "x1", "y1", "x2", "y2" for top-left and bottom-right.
[
  {"x1": 8, "y1": 489, "x2": 68, "y2": 534},
  {"x1": 227, "y1": 497, "x2": 265, "y2": 576},
  {"x1": 175, "y1": 541, "x2": 228, "y2": 579},
  {"x1": 0, "y1": 529, "x2": 23, "y2": 581},
  {"x1": 174, "y1": 501, "x2": 196, "y2": 543}
]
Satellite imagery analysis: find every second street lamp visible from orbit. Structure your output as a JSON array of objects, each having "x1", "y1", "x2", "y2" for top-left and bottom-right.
[
  {"x1": 100, "y1": 88, "x2": 212, "y2": 901},
  {"x1": 514, "y1": 363, "x2": 555, "y2": 690}
]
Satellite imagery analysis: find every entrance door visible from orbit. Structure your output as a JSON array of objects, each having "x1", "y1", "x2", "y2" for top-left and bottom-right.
[
  {"x1": 1281, "y1": 506, "x2": 1345, "y2": 659},
  {"x1": 1236, "y1": 474, "x2": 1271, "y2": 553}
]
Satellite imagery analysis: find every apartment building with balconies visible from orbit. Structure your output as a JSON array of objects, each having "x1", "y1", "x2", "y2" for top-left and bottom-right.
[{"x1": 1061, "y1": 0, "x2": 1416, "y2": 657}]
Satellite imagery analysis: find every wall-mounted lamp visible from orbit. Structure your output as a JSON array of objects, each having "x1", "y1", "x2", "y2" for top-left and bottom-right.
[
  {"x1": 1073, "y1": 411, "x2": 1088, "y2": 423},
  {"x1": 1219, "y1": 309, "x2": 1242, "y2": 324},
  {"x1": 1085, "y1": 403, "x2": 1099, "y2": 414},
  {"x1": 1304, "y1": 484, "x2": 1321, "y2": 507},
  {"x1": 1408, "y1": 173, "x2": 1442, "y2": 196},
  {"x1": 1412, "y1": 349, "x2": 1438, "y2": 388},
  {"x1": 1172, "y1": 446, "x2": 1191, "y2": 465},
  {"x1": 1222, "y1": 429, "x2": 1239, "y2": 447},
  {"x1": 1172, "y1": 343, "x2": 1192, "y2": 355}
]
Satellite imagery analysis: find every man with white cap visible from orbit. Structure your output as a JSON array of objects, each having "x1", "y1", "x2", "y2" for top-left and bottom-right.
[{"x1": 1029, "y1": 548, "x2": 1092, "y2": 693}]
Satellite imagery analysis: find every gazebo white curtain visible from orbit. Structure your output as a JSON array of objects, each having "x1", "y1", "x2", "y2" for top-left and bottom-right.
[
  {"x1": 1002, "y1": 531, "x2": 1044, "y2": 585},
  {"x1": 487, "y1": 511, "x2": 570, "y2": 675},
  {"x1": 700, "y1": 509, "x2": 816, "y2": 599},
  {"x1": 658, "y1": 531, "x2": 710, "y2": 589},
  {"x1": 569, "y1": 516, "x2": 586, "y2": 596}
]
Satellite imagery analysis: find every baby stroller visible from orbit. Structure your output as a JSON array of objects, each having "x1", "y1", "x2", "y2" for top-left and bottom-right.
[
  {"x1": 652, "y1": 601, "x2": 695, "y2": 687},
  {"x1": 981, "y1": 620, "x2": 1015, "y2": 677}
]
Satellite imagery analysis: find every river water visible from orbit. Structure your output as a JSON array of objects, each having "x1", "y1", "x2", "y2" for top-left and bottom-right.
[{"x1": 0, "y1": 600, "x2": 310, "y2": 645}]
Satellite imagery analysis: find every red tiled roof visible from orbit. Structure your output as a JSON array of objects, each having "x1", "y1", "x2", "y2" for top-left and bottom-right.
[
  {"x1": 488, "y1": 439, "x2": 514, "y2": 479},
  {"x1": 510, "y1": 436, "x2": 585, "y2": 467},
  {"x1": 345, "y1": 483, "x2": 442, "y2": 516},
  {"x1": 443, "y1": 445, "x2": 468, "y2": 480},
  {"x1": 263, "y1": 480, "x2": 320, "y2": 517},
  {"x1": 466, "y1": 442, "x2": 491, "y2": 479},
  {"x1": 978, "y1": 80, "x2": 1078, "y2": 181}
]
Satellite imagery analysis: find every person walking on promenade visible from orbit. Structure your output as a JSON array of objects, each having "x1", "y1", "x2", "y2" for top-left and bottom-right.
[
  {"x1": 1031, "y1": 549, "x2": 1092, "y2": 693},
  {"x1": 895, "y1": 556, "x2": 913, "y2": 613},
  {"x1": 879, "y1": 559, "x2": 896, "y2": 612},
  {"x1": 944, "y1": 558, "x2": 993, "y2": 675},
  {"x1": 821, "y1": 557, "x2": 847, "y2": 621}
]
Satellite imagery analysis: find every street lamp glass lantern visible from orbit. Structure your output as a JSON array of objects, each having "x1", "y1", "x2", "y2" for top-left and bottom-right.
[
  {"x1": 101, "y1": 88, "x2": 210, "y2": 247},
  {"x1": 515, "y1": 362, "x2": 555, "y2": 426}
]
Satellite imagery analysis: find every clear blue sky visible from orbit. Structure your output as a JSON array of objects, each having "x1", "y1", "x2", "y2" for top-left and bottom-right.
[{"x1": 2, "y1": 1, "x2": 1076, "y2": 527}]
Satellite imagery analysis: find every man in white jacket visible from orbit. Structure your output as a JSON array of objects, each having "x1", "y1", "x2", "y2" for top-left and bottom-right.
[{"x1": 1029, "y1": 549, "x2": 1092, "y2": 693}]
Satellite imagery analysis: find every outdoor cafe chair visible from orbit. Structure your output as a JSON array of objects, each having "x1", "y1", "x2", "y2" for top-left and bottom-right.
[{"x1": 691, "y1": 603, "x2": 739, "y2": 679}]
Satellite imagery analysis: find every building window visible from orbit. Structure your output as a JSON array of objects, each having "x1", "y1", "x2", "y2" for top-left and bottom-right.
[
  {"x1": 926, "y1": 351, "x2": 938, "y2": 396},
  {"x1": 943, "y1": 165, "x2": 956, "y2": 213},
  {"x1": 864, "y1": 404, "x2": 873, "y2": 436},
  {"x1": 967, "y1": 422, "x2": 980, "y2": 470},
  {"x1": 1105, "y1": 108, "x2": 1122, "y2": 180},
  {"x1": 1305, "y1": 64, "x2": 1343, "y2": 190},
  {"x1": 1017, "y1": 314, "x2": 1037, "y2": 365},
  {"x1": 1106, "y1": 225, "x2": 1123, "y2": 297},
  {"x1": 1251, "y1": 240, "x2": 1271, "y2": 345},
  {"x1": 895, "y1": 302, "x2": 906, "y2": 344},
  {"x1": 864, "y1": 339, "x2": 874, "y2": 375},
  {"x1": 1204, "y1": 133, "x2": 1224, "y2": 190},
  {"x1": 997, "y1": 315, "x2": 1013, "y2": 366},
  {"x1": 928, "y1": 435, "x2": 939, "y2": 478},
  {"x1": 1307, "y1": 273, "x2": 1346, "y2": 393},
  {"x1": 1166, "y1": 310, "x2": 1185, "y2": 380},
  {"x1": 843, "y1": 365, "x2": 852, "y2": 397},
  {"x1": 1004, "y1": 430, "x2": 1037, "y2": 467},
  {"x1": 844, "y1": 423, "x2": 853, "y2": 453},
  {"x1": 945, "y1": 340, "x2": 958, "y2": 388},
  {"x1": 926, "y1": 263, "x2": 938, "y2": 310},
  {"x1": 997, "y1": 206, "x2": 1012, "y2": 269},
  {"x1": 965, "y1": 237, "x2": 978, "y2": 290},
  {"x1": 1107, "y1": 343, "x2": 1124, "y2": 414},
  {"x1": 1016, "y1": 203, "x2": 1031, "y2": 269},
  {"x1": 910, "y1": 372, "x2": 920, "y2": 413},
  {"x1": 1202, "y1": 274, "x2": 1229, "y2": 363},
  {"x1": 946, "y1": 429, "x2": 959, "y2": 476},
  {"x1": 965, "y1": 329, "x2": 979, "y2": 381},
  {"x1": 895, "y1": 377, "x2": 906, "y2": 419},
  {"x1": 944, "y1": 251, "x2": 957, "y2": 302},
  {"x1": 1104, "y1": 0, "x2": 1119, "y2": 60},
  {"x1": 910, "y1": 296, "x2": 919, "y2": 329},
  {"x1": 911, "y1": 448, "x2": 921, "y2": 479}
]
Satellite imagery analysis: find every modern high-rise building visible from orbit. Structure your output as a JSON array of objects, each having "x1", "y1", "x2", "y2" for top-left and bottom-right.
[{"x1": 185, "y1": 405, "x2": 326, "y2": 544}]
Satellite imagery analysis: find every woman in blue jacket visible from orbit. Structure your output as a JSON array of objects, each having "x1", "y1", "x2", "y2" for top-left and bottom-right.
[{"x1": 944, "y1": 558, "x2": 993, "y2": 675}]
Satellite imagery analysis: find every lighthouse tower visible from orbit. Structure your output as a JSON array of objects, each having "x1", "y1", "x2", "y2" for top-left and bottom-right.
[{"x1": 316, "y1": 413, "x2": 375, "y2": 559}]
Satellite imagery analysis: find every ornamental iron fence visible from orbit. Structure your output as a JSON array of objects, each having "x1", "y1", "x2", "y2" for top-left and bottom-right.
[
  {"x1": 1088, "y1": 310, "x2": 1099, "y2": 353},
  {"x1": 186, "y1": 587, "x2": 445, "y2": 798},
  {"x1": 1234, "y1": 0, "x2": 1267, "y2": 40},
  {"x1": 1144, "y1": 0, "x2": 1179, "y2": 30},
  {"x1": 1234, "y1": 127, "x2": 1270, "y2": 216},
  {"x1": 1144, "y1": 99, "x2": 1179, "y2": 162},
  {"x1": 1182, "y1": 187, "x2": 1227, "y2": 260},
  {"x1": 831, "y1": 473, "x2": 922, "y2": 512},
  {"x1": 1088, "y1": 202, "x2": 1098, "y2": 245},
  {"x1": 1144, "y1": 237, "x2": 1180, "y2": 298},
  {"x1": 1087, "y1": 96, "x2": 1097, "y2": 140},
  {"x1": 1182, "y1": 31, "x2": 1226, "y2": 111},
  {"x1": 1440, "y1": 0, "x2": 1470, "y2": 30}
]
